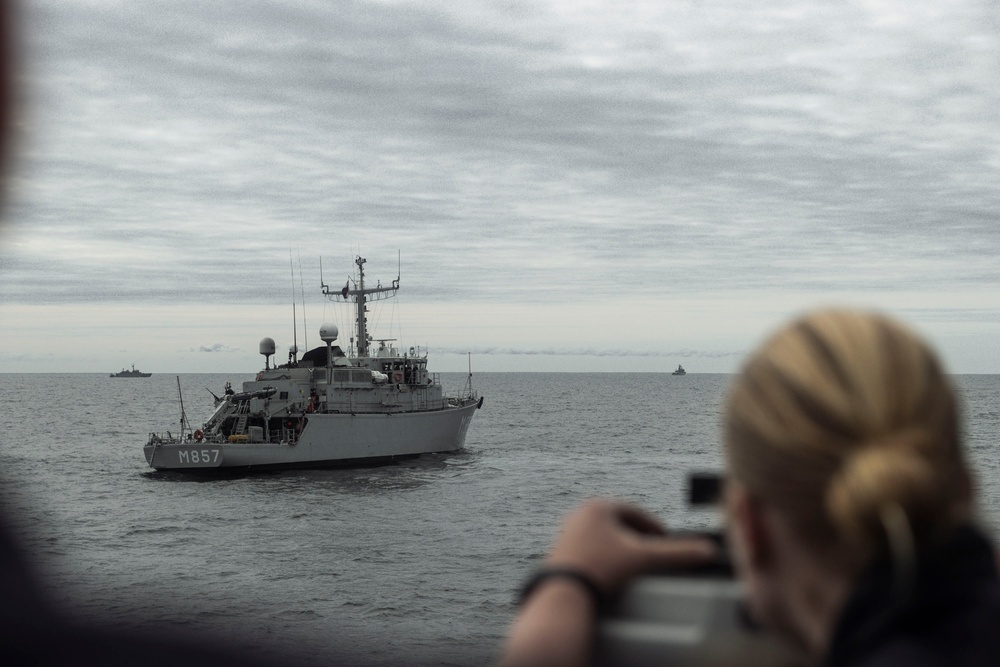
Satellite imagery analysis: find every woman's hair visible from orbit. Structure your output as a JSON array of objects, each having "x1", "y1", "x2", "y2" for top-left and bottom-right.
[{"x1": 724, "y1": 309, "x2": 970, "y2": 566}]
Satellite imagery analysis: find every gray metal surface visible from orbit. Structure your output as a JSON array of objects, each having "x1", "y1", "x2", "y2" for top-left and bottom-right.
[{"x1": 595, "y1": 575, "x2": 810, "y2": 667}]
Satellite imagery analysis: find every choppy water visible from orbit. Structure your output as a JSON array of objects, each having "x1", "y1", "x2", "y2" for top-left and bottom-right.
[{"x1": 1, "y1": 373, "x2": 998, "y2": 665}]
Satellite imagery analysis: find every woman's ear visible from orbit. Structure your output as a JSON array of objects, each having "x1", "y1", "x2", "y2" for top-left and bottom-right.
[
  {"x1": 725, "y1": 480, "x2": 784, "y2": 633},
  {"x1": 726, "y1": 481, "x2": 772, "y2": 570}
]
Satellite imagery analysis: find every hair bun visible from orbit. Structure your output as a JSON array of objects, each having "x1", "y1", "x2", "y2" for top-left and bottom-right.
[{"x1": 825, "y1": 435, "x2": 946, "y2": 560}]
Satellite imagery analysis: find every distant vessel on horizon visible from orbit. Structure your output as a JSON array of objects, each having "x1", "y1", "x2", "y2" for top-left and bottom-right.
[
  {"x1": 111, "y1": 365, "x2": 151, "y2": 378},
  {"x1": 672, "y1": 365, "x2": 686, "y2": 376}
]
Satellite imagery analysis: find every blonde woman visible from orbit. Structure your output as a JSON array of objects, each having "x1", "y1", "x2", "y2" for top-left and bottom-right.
[{"x1": 502, "y1": 310, "x2": 1000, "y2": 666}]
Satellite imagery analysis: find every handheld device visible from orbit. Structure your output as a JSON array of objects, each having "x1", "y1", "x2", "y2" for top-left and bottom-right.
[{"x1": 593, "y1": 474, "x2": 809, "y2": 666}]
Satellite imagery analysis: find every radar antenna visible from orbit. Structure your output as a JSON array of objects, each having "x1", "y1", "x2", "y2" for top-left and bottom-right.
[{"x1": 321, "y1": 255, "x2": 400, "y2": 358}]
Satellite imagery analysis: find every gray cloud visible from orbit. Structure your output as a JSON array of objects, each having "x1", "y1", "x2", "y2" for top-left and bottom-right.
[
  {"x1": 2, "y1": 0, "x2": 999, "y2": 348},
  {"x1": 195, "y1": 343, "x2": 240, "y2": 353}
]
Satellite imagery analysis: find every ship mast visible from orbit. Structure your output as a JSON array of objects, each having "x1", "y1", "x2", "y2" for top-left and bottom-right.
[
  {"x1": 289, "y1": 250, "x2": 298, "y2": 364},
  {"x1": 321, "y1": 255, "x2": 399, "y2": 358}
]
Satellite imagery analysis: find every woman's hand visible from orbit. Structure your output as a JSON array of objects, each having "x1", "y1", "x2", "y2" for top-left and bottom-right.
[
  {"x1": 499, "y1": 499, "x2": 718, "y2": 667},
  {"x1": 545, "y1": 499, "x2": 719, "y2": 596}
]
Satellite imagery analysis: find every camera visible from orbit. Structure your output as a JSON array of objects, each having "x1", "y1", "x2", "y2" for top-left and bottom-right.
[{"x1": 593, "y1": 474, "x2": 809, "y2": 666}]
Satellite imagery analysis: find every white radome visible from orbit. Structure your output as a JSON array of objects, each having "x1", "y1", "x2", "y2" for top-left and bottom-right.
[
  {"x1": 259, "y1": 337, "x2": 276, "y2": 356},
  {"x1": 319, "y1": 323, "x2": 339, "y2": 342}
]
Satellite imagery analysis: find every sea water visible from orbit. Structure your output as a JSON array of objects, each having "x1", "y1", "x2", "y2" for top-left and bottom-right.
[{"x1": 1, "y1": 373, "x2": 998, "y2": 665}]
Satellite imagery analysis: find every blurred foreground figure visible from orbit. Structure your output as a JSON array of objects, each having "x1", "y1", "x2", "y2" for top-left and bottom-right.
[
  {"x1": 0, "y1": 3, "x2": 269, "y2": 664},
  {"x1": 0, "y1": 5, "x2": 364, "y2": 665},
  {"x1": 501, "y1": 310, "x2": 1000, "y2": 666},
  {"x1": 0, "y1": 0, "x2": 14, "y2": 191}
]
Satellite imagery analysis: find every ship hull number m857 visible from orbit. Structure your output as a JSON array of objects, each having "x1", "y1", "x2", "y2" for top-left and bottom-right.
[{"x1": 177, "y1": 448, "x2": 221, "y2": 465}]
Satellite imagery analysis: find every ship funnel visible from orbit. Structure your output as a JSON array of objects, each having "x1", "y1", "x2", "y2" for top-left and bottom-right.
[{"x1": 319, "y1": 323, "x2": 339, "y2": 343}]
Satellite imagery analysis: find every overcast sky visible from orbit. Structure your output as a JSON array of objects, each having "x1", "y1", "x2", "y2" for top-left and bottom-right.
[{"x1": 1, "y1": 0, "x2": 998, "y2": 373}]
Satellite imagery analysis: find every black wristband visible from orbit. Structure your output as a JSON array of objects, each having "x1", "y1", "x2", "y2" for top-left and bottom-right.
[{"x1": 517, "y1": 568, "x2": 606, "y2": 608}]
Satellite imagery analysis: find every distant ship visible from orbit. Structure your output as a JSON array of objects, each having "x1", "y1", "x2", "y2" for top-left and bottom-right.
[
  {"x1": 143, "y1": 255, "x2": 482, "y2": 471},
  {"x1": 111, "y1": 365, "x2": 151, "y2": 378},
  {"x1": 672, "y1": 365, "x2": 686, "y2": 376}
]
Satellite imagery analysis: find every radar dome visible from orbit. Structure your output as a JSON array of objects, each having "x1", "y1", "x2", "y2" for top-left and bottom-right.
[
  {"x1": 259, "y1": 337, "x2": 276, "y2": 356},
  {"x1": 319, "y1": 323, "x2": 339, "y2": 343},
  {"x1": 289, "y1": 344, "x2": 298, "y2": 354}
]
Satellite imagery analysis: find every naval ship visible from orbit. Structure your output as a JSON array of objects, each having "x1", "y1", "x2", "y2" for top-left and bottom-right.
[
  {"x1": 143, "y1": 256, "x2": 482, "y2": 471},
  {"x1": 111, "y1": 365, "x2": 152, "y2": 378}
]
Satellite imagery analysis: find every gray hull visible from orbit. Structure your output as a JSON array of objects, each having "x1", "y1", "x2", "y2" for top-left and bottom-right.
[{"x1": 144, "y1": 401, "x2": 478, "y2": 471}]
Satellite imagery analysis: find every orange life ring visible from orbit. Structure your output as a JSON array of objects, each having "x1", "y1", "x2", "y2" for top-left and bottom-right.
[
  {"x1": 193, "y1": 429, "x2": 204, "y2": 442},
  {"x1": 392, "y1": 371, "x2": 404, "y2": 383}
]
